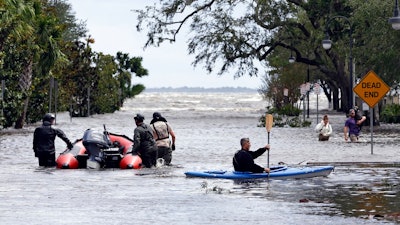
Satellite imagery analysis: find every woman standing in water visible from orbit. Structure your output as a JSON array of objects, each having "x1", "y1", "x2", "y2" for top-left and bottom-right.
[{"x1": 315, "y1": 114, "x2": 333, "y2": 141}]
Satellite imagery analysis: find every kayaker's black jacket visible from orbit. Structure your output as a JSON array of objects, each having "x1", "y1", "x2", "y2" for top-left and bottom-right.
[
  {"x1": 232, "y1": 147, "x2": 267, "y2": 173},
  {"x1": 33, "y1": 121, "x2": 73, "y2": 155},
  {"x1": 131, "y1": 123, "x2": 157, "y2": 154}
]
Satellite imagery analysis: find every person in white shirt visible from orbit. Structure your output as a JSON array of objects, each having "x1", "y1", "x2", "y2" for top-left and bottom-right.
[{"x1": 315, "y1": 114, "x2": 333, "y2": 141}]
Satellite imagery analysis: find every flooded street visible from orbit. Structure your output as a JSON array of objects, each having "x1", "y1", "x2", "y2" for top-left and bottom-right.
[{"x1": 1, "y1": 91, "x2": 399, "y2": 224}]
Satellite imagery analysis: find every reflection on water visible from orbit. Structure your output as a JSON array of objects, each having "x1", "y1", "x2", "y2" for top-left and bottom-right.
[
  {"x1": 198, "y1": 166, "x2": 400, "y2": 223},
  {"x1": 328, "y1": 167, "x2": 400, "y2": 222}
]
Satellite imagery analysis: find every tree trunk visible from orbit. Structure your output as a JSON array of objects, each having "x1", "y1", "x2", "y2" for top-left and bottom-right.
[
  {"x1": 14, "y1": 59, "x2": 33, "y2": 129},
  {"x1": 14, "y1": 96, "x2": 30, "y2": 129},
  {"x1": 333, "y1": 88, "x2": 339, "y2": 111}
]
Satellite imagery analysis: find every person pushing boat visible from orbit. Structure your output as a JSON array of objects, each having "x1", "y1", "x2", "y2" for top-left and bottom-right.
[
  {"x1": 232, "y1": 138, "x2": 270, "y2": 173},
  {"x1": 150, "y1": 112, "x2": 176, "y2": 165},
  {"x1": 33, "y1": 113, "x2": 73, "y2": 167},
  {"x1": 131, "y1": 113, "x2": 158, "y2": 168}
]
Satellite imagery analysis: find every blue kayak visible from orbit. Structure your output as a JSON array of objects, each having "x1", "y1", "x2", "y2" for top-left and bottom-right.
[{"x1": 184, "y1": 165, "x2": 334, "y2": 180}]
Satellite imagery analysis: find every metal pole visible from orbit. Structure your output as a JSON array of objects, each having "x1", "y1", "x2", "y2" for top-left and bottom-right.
[
  {"x1": 49, "y1": 77, "x2": 54, "y2": 113},
  {"x1": 307, "y1": 65, "x2": 310, "y2": 118},
  {"x1": 316, "y1": 94, "x2": 319, "y2": 124},
  {"x1": 1, "y1": 80, "x2": 4, "y2": 124},
  {"x1": 370, "y1": 108, "x2": 373, "y2": 154},
  {"x1": 87, "y1": 87, "x2": 90, "y2": 117},
  {"x1": 349, "y1": 29, "x2": 354, "y2": 110},
  {"x1": 70, "y1": 97, "x2": 73, "y2": 123},
  {"x1": 303, "y1": 97, "x2": 305, "y2": 122},
  {"x1": 54, "y1": 80, "x2": 58, "y2": 124}
]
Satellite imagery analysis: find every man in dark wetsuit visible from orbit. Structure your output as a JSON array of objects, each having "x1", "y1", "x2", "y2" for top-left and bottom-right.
[
  {"x1": 233, "y1": 138, "x2": 270, "y2": 173},
  {"x1": 33, "y1": 113, "x2": 73, "y2": 167},
  {"x1": 131, "y1": 113, "x2": 158, "y2": 168}
]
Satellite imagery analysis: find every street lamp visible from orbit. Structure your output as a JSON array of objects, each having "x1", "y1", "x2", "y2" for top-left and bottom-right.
[
  {"x1": 306, "y1": 64, "x2": 310, "y2": 118},
  {"x1": 321, "y1": 33, "x2": 332, "y2": 49},
  {"x1": 288, "y1": 51, "x2": 295, "y2": 63},
  {"x1": 322, "y1": 16, "x2": 353, "y2": 110},
  {"x1": 389, "y1": 0, "x2": 400, "y2": 30}
]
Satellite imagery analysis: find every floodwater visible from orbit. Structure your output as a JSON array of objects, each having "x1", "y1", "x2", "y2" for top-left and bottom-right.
[{"x1": 1, "y1": 91, "x2": 400, "y2": 225}]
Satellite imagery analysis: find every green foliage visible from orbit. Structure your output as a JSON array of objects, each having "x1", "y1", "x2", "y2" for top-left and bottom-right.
[
  {"x1": 302, "y1": 120, "x2": 312, "y2": 127},
  {"x1": 59, "y1": 42, "x2": 147, "y2": 117},
  {"x1": 259, "y1": 63, "x2": 306, "y2": 111},
  {"x1": 267, "y1": 105, "x2": 301, "y2": 117},
  {"x1": 258, "y1": 106, "x2": 310, "y2": 128},
  {"x1": 131, "y1": 84, "x2": 145, "y2": 96},
  {"x1": 134, "y1": 0, "x2": 400, "y2": 113},
  {"x1": 381, "y1": 104, "x2": 400, "y2": 123},
  {"x1": 0, "y1": 0, "x2": 149, "y2": 128}
]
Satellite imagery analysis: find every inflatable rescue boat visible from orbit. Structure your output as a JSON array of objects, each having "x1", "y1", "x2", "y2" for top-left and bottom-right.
[{"x1": 56, "y1": 130, "x2": 142, "y2": 169}]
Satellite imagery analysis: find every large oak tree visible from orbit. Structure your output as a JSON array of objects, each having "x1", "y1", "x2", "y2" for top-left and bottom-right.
[{"x1": 135, "y1": 0, "x2": 400, "y2": 112}]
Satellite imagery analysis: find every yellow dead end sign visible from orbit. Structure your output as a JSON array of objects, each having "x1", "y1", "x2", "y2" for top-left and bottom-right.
[
  {"x1": 353, "y1": 70, "x2": 390, "y2": 155},
  {"x1": 353, "y1": 70, "x2": 390, "y2": 108}
]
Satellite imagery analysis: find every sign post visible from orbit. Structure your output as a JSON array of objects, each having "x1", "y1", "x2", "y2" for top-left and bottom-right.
[
  {"x1": 353, "y1": 70, "x2": 390, "y2": 154},
  {"x1": 314, "y1": 83, "x2": 321, "y2": 123}
]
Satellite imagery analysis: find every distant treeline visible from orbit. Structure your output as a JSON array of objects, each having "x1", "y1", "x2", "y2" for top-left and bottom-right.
[{"x1": 144, "y1": 87, "x2": 257, "y2": 93}]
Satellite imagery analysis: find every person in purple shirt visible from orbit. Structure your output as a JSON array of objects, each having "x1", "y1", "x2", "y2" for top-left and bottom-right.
[{"x1": 344, "y1": 108, "x2": 366, "y2": 142}]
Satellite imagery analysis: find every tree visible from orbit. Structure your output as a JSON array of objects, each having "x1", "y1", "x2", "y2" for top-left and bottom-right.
[
  {"x1": 58, "y1": 38, "x2": 148, "y2": 117},
  {"x1": 20, "y1": 0, "x2": 71, "y2": 128},
  {"x1": 91, "y1": 52, "x2": 148, "y2": 113},
  {"x1": 0, "y1": 0, "x2": 85, "y2": 128},
  {"x1": 115, "y1": 52, "x2": 148, "y2": 100},
  {"x1": 0, "y1": 0, "x2": 149, "y2": 128},
  {"x1": 259, "y1": 48, "x2": 306, "y2": 110},
  {"x1": 134, "y1": 0, "x2": 400, "y2": 113}
]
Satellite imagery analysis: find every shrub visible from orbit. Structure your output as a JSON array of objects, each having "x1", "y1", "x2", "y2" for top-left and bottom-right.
[
  {"x1": 259, "y1": 106, "x2": 310, "y2": 128},
  {"x1": 381, "y1": 104, "x2": 400, "y2": 123}
]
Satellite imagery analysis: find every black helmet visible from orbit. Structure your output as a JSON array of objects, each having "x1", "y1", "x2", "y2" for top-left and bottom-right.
[
  {"x1": 134, "y1": 113, "x2": 145, "y2": 122},
  {"x1": 43, "y1": 113, "x2": 55, "y2": 122},
  {"x1": 153, "y1": 112, "x2": 162, "y2": 119}
]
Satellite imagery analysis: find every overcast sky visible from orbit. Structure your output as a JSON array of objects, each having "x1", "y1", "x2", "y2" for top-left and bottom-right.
[{"x1": 67, "y1": 0, "x2": 263, "y2": 89}]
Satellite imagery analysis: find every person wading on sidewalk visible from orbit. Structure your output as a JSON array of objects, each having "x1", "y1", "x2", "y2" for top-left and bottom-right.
[{"x1": 315, "y1": 114, "x2": 332, "y2": 141}]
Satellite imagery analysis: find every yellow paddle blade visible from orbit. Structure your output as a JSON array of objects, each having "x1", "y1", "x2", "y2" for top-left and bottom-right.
[{"x1": 265, "y1": 114, "x2": 273, "y2": 132}]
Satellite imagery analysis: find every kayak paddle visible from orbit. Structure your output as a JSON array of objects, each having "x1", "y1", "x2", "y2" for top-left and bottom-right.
[{"x1": 265, "y1": 114, "x2": 273, "y2": 168}]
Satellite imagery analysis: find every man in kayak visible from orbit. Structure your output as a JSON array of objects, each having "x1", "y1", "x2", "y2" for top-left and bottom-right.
[
  {"x1": 232, "y1": 138, "x2": 270, "y2": 173},
  {"x1": 33, "y1": 113, "x2": 73, "y2": 167},
  {"x1": 131, "y1": 113, "x2": 158, "y2": 168},
  {"x1": 150, "y1": 112, "x2": 176, "y2": 165}
]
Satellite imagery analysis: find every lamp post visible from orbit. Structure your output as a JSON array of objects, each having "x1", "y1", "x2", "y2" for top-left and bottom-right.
[
  {"x1": 307, "y1": 64, "x2": 310, "y2": 118},
  {"x1": 389, "y1": 0, "x2": 400, "y2": 30},
  {"x1": 288, "y1": 52, "x2": 295, "y2": 64},
  {"x1": 288, "y1": 51, "x2": 310, "y2": 117},
  {"x1": 322, "y1": 15, "x2": 353, "y2": 111}
]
